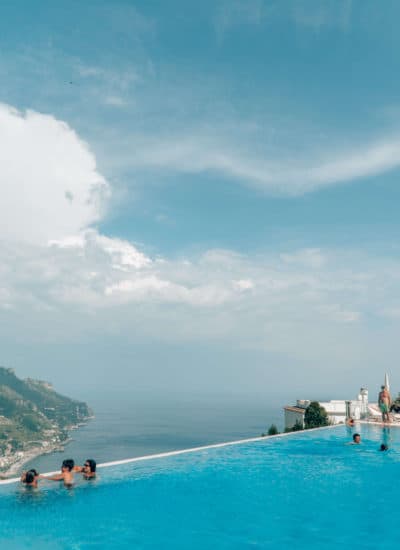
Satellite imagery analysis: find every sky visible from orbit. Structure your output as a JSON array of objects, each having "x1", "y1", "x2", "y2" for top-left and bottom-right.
[{"x1": 1, "y1": 0, "x2": 400, "y2": 404}]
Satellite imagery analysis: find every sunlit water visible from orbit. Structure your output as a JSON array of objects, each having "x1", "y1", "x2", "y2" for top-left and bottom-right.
[{"x1": 1, "y1": 424, "x2": 398, "y2": 549}]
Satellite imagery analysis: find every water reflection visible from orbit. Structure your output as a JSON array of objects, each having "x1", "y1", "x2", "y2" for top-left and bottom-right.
[{"x1": 380, "y1": 426, "x2": 391, "y2": 451}]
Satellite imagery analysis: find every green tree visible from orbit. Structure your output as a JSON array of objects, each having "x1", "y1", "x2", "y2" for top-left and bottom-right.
[
  {"x1": 267, "y1": 424, "x2": 279, "y2": 436},
  {"x1": 21, "y1": 414, "x2": 41, "y2": 432},
  {"x1": 283, "y1": 419, "x2": 304, "y2": 433},
  {"x1": 304, "y1": 401, "x2": 329, "y2": 429},
  {"x1": 292, "y1": 419, "x2": 303, "y2": 431}
]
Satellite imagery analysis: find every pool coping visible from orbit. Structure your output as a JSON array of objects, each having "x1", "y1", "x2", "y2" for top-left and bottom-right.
[{"x1": 0, "y1": 424, "x2": 340, "y2": 486}]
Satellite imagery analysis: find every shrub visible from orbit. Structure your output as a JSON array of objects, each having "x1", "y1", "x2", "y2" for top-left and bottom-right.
[
  {"x1": 292, "y1": 419, "x2": 304, "y2": 431},
  {"x1": 267, "y1": 424, "x2": 279, "y2": 436},
  {"x1": 284, "y1": 420, "x2": 304, "y2": 432}
]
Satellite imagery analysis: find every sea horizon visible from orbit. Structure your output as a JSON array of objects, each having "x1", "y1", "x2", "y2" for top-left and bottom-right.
[{"x1": 23, "y1": 393, "x2": 282, "y2": 474}]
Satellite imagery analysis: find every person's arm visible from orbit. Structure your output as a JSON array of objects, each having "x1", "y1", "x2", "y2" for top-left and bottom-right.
[{"x1": 39, "y1": 473, "x2": 63, "y2": 481}]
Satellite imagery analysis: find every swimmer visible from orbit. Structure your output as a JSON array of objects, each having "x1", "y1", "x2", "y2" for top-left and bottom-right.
[
  {"x1": 21, "y1": 469, "x2": 39, "y2": 488},
  {"x1": 346, "y1": 418, "x2": 355, "y2": 427},
  {"x1": 351, "y1": 433, "x2": 361, "y2": 445},
  {"x1": 380, "y1": 443, "x2": 389, "y2": 451},
  {"x1": 76, "y1": 459, "x2": 96, "y2": 479},
  {"x1": 40, "y1": 459, "x2": 75, "y2": 487}
]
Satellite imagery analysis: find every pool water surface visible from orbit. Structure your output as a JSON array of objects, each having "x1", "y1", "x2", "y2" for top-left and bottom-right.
[{"x1": 0, "y1": 424, "x2": 398, "y2": 549}]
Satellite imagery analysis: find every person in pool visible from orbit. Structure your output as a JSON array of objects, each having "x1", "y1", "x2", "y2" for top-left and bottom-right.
[
  {"x1": 351, "y1": 433, "x2": 361, "y2": 444},
  {"x1": 40, "y1": 459, "x2": 75, "y2": 487},
  {"x1": 74, "y1": 459, "x2": 96, "y2": 479},
  {"x1": 21, "y1": 469, "x2": 39, "y2": 488}
]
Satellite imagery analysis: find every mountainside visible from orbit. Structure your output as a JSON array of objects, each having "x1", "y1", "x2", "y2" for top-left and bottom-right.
[{"x1": 0, "y1": 367, "x2": 92, "y2": 474}]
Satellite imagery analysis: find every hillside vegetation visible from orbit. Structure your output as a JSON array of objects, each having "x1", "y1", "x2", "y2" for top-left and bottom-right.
[{"x1": 0, "y1": 367, "x2": 91, "y2": 471}]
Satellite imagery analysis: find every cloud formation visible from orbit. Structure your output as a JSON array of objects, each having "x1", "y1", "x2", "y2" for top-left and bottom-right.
[
  {"x1": 2, "y1": 224, "x2": 400, "y2": 394},
  {"x1": 1, "y1": 102, "x2": 399, "y2": 392},
  {"x1": 0, "y1": 103, "x2": 397, "y2": 339},
  {"x1": 120, "y1": 132, "x2": 400, "y2": 195},
  {"x1": 0, "y1": 103, "x2": 109, "y2": 244},
  {"x1": 0, "y1": 230, "x2": 387, "y2": 330},
  {"x1": 4, "y1": 223, "x2": 400, "y2": 395}
]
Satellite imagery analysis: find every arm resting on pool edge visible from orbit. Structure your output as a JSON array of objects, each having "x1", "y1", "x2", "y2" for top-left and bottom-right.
[{"x1": 39, "y1": 473, "x2": 64, "y2": 481}]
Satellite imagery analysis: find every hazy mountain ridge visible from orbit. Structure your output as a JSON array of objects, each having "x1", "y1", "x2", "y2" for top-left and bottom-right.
[{"x1": 0, "y1": 367, "x2": 91, "y2": 474}]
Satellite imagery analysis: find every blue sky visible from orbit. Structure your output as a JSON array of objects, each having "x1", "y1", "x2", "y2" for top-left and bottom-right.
[{"x1": 1, "y1": 0, "x2": 400, "y2": 402}]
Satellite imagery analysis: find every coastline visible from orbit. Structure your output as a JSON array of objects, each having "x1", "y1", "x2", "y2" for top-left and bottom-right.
[
  {"x1": 0, "y1": 442, "x2": 67, "y2": 478},
  {"x1": 0, "y1": 418, "x2": 93, "y2": 479}
]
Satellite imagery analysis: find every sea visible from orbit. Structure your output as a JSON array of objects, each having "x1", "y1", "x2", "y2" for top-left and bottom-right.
[{"x1": 24, "y1": 393, "x2": 282, "y2": 474}]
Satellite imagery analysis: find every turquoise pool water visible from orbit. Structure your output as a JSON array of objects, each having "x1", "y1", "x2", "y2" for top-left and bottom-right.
[{"x1": 0, "y1": 424, "x2": 399, "y2": 549}]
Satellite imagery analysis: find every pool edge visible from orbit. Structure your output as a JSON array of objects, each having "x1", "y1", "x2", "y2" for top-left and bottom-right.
[{"x1": 0, "y1": 424, "x2": 340, "y2": 486}]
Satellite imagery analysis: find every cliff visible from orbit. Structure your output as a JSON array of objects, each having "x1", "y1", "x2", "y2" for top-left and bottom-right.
[{"x1": 0, "y1": 367, "x2": 92, "y2": 474}]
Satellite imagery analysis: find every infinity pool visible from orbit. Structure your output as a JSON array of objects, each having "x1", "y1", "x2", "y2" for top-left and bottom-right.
[{"x1": 0, "y1": 424, "x2": 398, "y2": 549}]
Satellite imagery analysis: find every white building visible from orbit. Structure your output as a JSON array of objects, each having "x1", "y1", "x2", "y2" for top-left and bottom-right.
[
  {"x1": 284, "y1": 388, "x2": 369, "y2": 430},
  {"x1": 284, "y1": 403, "x2": 308, "y2": 430}
]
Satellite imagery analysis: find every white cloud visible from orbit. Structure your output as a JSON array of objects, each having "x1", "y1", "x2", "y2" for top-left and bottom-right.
[
  {"x1": 46, "y1": 232, "x2": 239, "y2": 307},
  {"x1": 1, "y1": 102, "x2": 400, "y2": 385},
  {"x1": 123, "y1": 132, "x2": 400, "y2": 195},
  {"x1": 233, "y1": 279, "x2": 254, "y2": 291},
  {"x1": 280, "y1": 249, "x2": 325, "y2": 269},
  {"x1": 0, "y1": 103, "x2": 109, "y2": 244},
  {"x1": 0, "y1": 230, "x2": 386, "y2": 330},
  {"x1": 2, "y1": 220, "x2": 400, "y2": 383},
  {"x1": 50, "y1": 231, "x2": 150, "y2": 270}
]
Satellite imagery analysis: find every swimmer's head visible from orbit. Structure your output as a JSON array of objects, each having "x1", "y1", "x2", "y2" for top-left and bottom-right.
[
  {"x1": 380, "y1": 443, "x2": 389, "y2": 451},
  {"x1": 353, "y1": 433, "x2": 361, "y2": 444},
  {"x1": 62, "y1": 459, "x2": 74, "y2": 472},
  {"x1": 84, "y1": 459, "x2": 96, "y2": 473},
  {"x1": 24, "y1": 471, "x2": 35, "y2": 484}
]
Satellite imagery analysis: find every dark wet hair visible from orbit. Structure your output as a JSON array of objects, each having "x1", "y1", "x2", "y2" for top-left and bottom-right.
[
  {"x1": 62, "y1": 459, "x2": 75, "y2": 471},
  {"x1": 353, "y1": 433, "x2": 360, "y2": 442},
  {"x1": 85, "y1": 459, "x2": 96, "y2": 473},
  {"x1": 380, "y1": 443, "x2": 389, "y2": 451},
  {"x1": 25, "y1": 471, "x2": 35, "y2": 484},
  {"x1": 28, "y1": 469, "x2": 38, "y2": 477}
]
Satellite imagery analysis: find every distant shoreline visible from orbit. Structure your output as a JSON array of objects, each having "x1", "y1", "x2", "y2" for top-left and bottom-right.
[
  {"x1": 0, "y1": 418, "x2": 93, "y2": 479},
  {"x1": 1, "y1": 442, "x2": 67, "y2": 478},
  {"x1": 0, "y1": 366, "x2": 93, "y2": 479}
]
